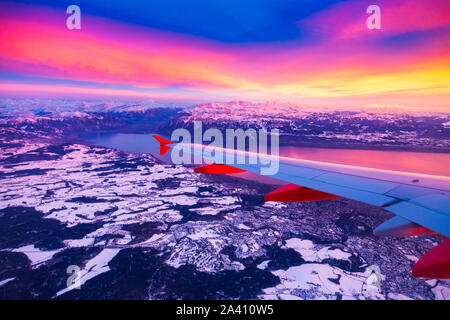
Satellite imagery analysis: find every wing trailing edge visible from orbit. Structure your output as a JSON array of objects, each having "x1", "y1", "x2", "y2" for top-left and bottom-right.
[
  {"x1": 194, "y1": 164, "x2": 246, "y2": 174},
  {"x1": 265, "y1": 183, "x2": 341, "y2": 202},
  {"x1": 374, "y1": 216, "x2": 435, "y2": 237}
]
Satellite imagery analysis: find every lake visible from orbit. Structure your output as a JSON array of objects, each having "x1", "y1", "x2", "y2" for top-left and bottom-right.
[{"x1": 85, "y1": 133, "x2": 450, "y2": 177}]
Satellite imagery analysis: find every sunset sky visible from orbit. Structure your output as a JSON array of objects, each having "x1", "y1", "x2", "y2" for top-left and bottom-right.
[{"x1": 0, "y1": 0, "x2": 449, "y2": 111}]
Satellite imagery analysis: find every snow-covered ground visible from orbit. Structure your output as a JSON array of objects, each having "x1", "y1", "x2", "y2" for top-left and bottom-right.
[{"x1": 0, "y1": 140, "x2": 448, "y2": 300}]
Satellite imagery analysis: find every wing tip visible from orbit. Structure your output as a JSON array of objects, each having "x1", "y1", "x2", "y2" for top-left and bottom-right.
[
  {"x1": 412, "y1": 239, "x2": 450, "y2": 279},
  {"x1": 152, "y1": 135, "x2": 174, "y2": 155}
]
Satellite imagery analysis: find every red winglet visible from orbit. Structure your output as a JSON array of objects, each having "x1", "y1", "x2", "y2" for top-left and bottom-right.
[
  {"x1": 412, "y1": 239, "x2": 450, "y2": 279},
  {"x1": 194, "y1": 164, "x2": 246, "y2": 174},
  {"x1": 265, "y1": 183, "x2": 341, "y2": 202},
  {"x1": 152, "y1": 135, "x2": 174, "y2": 145},
  {"x1": 152, "y1": 135, "x2": 174, "y2": 155},
  {"x1": 160, "y1": 144, "x2": 171, "y2": 156}
]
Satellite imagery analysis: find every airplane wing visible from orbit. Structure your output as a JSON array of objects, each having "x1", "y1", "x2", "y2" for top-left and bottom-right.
[{"x1": 154, "y1": 137, "x2": 450, "y2": 279}]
